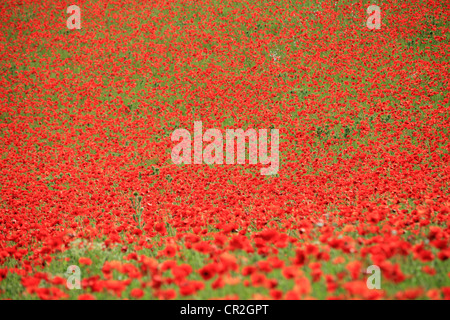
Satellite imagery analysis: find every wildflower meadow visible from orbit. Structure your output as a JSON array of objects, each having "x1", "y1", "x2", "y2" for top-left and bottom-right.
[{"x1": 0, "y1": 0, "x2": 449, "y2": 301}]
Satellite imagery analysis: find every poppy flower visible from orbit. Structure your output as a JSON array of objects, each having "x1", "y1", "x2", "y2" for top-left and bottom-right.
[
  {"x1": 130, "y1": 288, "x2": 144, "y2": 299},
  {"x1": 79, "y1": 257, "x2": 92, "y2": 266}
]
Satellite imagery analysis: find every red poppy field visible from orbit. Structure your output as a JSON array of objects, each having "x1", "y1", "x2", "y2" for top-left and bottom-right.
[{"x1": 1, "y1": 0, "x2": 449, "y2": 300}]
